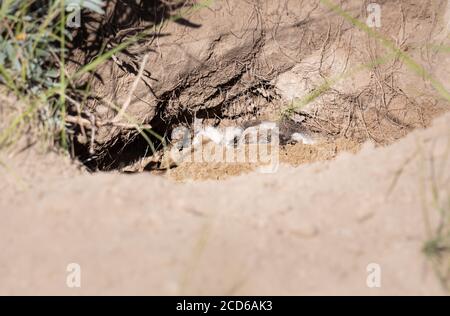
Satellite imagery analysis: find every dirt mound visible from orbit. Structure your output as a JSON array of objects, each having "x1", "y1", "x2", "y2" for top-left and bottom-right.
[{"x1": 1, "y1": 109, "x2": 448, "y2": 295}]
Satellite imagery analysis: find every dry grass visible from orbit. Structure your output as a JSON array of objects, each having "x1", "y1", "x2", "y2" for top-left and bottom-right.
[{"x1": 421, "y1": 139, "x2": 450, "y2": 291}]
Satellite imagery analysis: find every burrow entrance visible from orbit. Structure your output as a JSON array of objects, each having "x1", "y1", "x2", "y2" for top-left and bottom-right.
[{"x1": 67, "y1": 0, "x2": 449, "y2": 180}]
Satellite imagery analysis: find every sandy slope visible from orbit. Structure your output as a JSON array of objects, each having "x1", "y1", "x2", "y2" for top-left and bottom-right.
[{"x1": 0, "y1": 112, "x2": 448, "y2": 295}]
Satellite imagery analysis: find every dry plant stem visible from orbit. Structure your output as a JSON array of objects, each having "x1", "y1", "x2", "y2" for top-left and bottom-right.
[
  {"x1": 112, "y1": 53, "x2": 151, "y2": 123},
  {"x1": 88, "y1": 113, "x2": 96, "y2": 154},
  {"x1": 64, "y1": 95, "x2": 152, "y2": 130},
  {"x1": 64, "y1": 114, "x2": 151, "y2": 130}
]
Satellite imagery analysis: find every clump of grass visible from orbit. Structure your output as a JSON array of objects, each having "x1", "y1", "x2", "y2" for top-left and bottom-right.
[
  {"x1": 420, "y1": 144, "x2": 450, "y2": 291},
  {"x1": 0, "y1": 0, "x2": 105, "y2": 149},
  {"x1": 423, "y1": 198, "x2": 450, "y2": 291}
]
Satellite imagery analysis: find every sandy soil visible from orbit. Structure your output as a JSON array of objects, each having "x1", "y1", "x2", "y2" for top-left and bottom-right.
[{"x1": 0, "y1": 112, "x2": 448, "y2": 295}]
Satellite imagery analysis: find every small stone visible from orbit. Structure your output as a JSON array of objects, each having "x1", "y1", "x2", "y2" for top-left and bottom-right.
[{"x1": 76, "y1": 134, "x2": 88, "y2": 144}]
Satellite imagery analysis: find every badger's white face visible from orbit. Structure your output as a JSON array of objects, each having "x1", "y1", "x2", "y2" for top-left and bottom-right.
[
  {"x1": 290, "y1": 132, "x2": 315, "y2": 145},
  {"x1": 173, "y1": 120, "x2": 283, "y2": 150}
]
